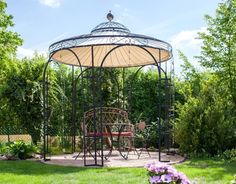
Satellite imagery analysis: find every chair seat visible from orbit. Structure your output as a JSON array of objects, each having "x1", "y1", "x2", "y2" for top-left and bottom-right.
[
  {"x1": 87, "y1": 132, "x2": 133, "y2": 137},
  {"x1": 111, "y1": 132, "x2": 133, "y2": 137}
]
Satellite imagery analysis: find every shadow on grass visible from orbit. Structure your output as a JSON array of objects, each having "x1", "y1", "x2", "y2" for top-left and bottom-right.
[{"x1": 0, "y1": 160, "x2": 115, "y2": 176}]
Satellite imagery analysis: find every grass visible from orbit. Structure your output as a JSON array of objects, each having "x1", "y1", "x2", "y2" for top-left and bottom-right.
[
  {"x1": 0, "y1": 158, "x2": 235, "y2": 184},
  {"x1": 0, "y1": 160, "x2": 147, "y2": 184},
  {"x1": 175, "y1": 158, "x2": 236, "y2": 184}
]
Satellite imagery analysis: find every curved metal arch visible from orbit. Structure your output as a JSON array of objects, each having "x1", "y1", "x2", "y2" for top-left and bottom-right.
[
  {"x1": 73, "y1": 67, "x2": 93, "y2": 115},
  {"x1": 98, "y1": 44, "x2": 168, "y2": 110},
  {"x1": 51, "y1": 48, "x2": 83, "y2": 71},
  {"x1": 98, "y1": 45, "x2": 167, "y2": 107},
  {"x1": 61, "y1": 48, "x2": 83, "y2": 153},
  {"x1": 42, "y1": 57, "x2": 53, "y2": 161},
  {"x1": 43, "y1": 55, "x2": 67, "y2": 161},
  {"x1": 43, "y1": 48, "x2": 83, "y2": 161},
  {"x1": 128, "y1": 63, "x2": 168, "y2": 92},
  {"x1": 99, "y1": 45, "x2": 124, "y2": 68},
  {"x1": 75, "y1": 67, "x2": 121, "y2": 108},
  {"x1": 99, "y1": 44, "x2": 162, "y2": 73},
  {"x1": 75, "y1": 67, "x2": 92, "y2": 84},
  {"x1": 127, "y1": 64, "x2": 166, "y2": 112},
  {"x1": 65, "y1": 48, "x2": 83, "y2": 70},
  {"x1": 98, "y1": 68, "x2": 121, "y2": 108}
]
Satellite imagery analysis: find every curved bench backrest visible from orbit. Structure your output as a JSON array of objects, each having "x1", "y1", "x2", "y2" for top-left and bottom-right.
[{"x1": 81, "y1": 107, "x2": 130, "y2": 133}]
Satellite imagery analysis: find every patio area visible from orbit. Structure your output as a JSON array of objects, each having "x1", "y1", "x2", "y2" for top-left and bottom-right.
[{"x1": 42, "y1": 150, "x2": 185, "y2": 167}]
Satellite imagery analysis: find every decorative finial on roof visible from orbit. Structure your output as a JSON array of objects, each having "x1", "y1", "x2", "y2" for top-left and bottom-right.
[{"x1": 107, "y1": 11, "x2": 114, "y2": 22}]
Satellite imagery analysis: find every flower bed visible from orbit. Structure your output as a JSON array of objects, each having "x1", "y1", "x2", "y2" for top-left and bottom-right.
[{"x1": 146, "y1": 162, "x2": 191, "y2": 184}]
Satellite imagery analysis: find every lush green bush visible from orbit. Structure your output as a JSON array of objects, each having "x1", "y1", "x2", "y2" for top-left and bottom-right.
[
  {"x1": 0, "y1": 141, "x2": 38, "y2": 160},
  {"x1": 175, "y1": 83, "x2": 236, "y2": 156},
  {"x1": 175, "y1": 64, "x2": 236, "y2": 156},
  {"x1": 146, "y1": 122, "x2": 159, "y2": 148},
  {"x1": 220, "y1": 149, "x2": 236, "y2": 163}
]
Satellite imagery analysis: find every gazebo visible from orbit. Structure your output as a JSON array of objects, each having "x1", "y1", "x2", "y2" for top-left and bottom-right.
[{"x1": 43, "y1": 12, "x2": 174, "y2": 167}]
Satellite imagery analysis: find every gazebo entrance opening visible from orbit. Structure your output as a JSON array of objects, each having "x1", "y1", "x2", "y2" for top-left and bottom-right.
[{"x1": 43, "y1": 12, "x2": 174, "y2": 166}]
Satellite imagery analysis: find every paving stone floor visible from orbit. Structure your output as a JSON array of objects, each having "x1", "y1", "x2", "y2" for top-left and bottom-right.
[{"x1": 42, "y1": 150, "x2": 185, "y2": 167}]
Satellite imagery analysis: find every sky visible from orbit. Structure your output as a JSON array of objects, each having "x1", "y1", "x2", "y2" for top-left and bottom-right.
[{"x1": 6, "y1": 0, "x2": 221, "y2": 74}]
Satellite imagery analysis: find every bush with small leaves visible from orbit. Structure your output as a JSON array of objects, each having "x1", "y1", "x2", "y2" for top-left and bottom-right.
[{"x1": 0, "y1": 141, "x2": 38, "y2": 160}]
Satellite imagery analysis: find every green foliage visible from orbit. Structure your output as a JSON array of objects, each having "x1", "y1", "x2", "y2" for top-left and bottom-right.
[
  {"x1": 0, "y1": 1, "x2": 23, "y2": 136},
  {"x1": 177, "y1": 51, "x2": 202, "y2": 100},
  {"x1": 59, "y1": 136, "x2": 72, "y2": 150},
  {"x1": 1, "y1": 56, "x2": 46, "y2": 143},
  {"x1": 197, "y1": 0, "x2": 236, "y2": 106},
  {"x1": 0, "y1": 1, "x2": 23, "y2": 60},
  {"x1": 220, "y1": 149, "x2": 236, "y2": 162},
  {"x1": 135, "y1": 121, "x2": 159, "y2": 148},
  {"x1": 145, "y1": 122, "x2": 160, "y2": 148},
  {"x1": 126, "y1": 68, "x2": 161, "y2": 123},
  {"x1": 0, "y1": 141, "x2": 38, "y2": 160},
  {"x1": 175, "y1": 53, "x2": 236, "y2": 156}
]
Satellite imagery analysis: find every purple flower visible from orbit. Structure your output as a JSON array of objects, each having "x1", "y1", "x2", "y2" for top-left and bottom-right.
[
  {"x1": 167, "y1": 166, "x2": 177, "y2": 174},
  {"x1": 154, "y1": 167, "x2": 166, "y2": 174},
  {"x1": 160, "y1": 174, "x2": 172, "y2": 183},
  {"x1": 149, "y1": 176, "x2": 161, "y2": 184},
  {"x1": 176, "y1": 172, "x2": 191, "y2": 184},
  {"x1": 146, "y1": 163, "x2": 159, "y2": 173},
  {"x1": 146, "y1": 162, "x2": 191, "y2": 184}
]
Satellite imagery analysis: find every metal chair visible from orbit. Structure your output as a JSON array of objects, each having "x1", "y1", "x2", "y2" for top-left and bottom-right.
[{"x1": 135, "y1": 121, "x2": 151, "y2": 159}]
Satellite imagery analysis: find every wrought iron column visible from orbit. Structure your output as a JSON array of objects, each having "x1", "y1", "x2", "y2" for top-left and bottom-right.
[
  {"x1": 42, "y1": 60, "x2": 50, "y2": 161},
  {"x1": 71, "y1": 65, "x2": 76, "y2": 153}
]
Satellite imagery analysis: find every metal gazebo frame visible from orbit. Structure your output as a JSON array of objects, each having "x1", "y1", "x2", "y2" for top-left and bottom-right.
[{"x1": 43, "y1": 12, "x2": 174, "y2": 166}]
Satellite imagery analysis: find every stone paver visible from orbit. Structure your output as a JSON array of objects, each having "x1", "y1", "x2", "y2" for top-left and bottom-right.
[{"x1": 43, "y1": 150, "x2": 185, "y2": 167}]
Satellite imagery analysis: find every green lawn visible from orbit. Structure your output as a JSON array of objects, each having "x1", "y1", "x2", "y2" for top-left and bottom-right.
[
  {"x1": 0, "y1": 161, "x2": 147, "y2": 184},
  {"x1": 0, "y1": 158, "x2": 235, "y2": 184},
  {"x1": 175, "y1": 158, "x2": 236, "y2": 184}
]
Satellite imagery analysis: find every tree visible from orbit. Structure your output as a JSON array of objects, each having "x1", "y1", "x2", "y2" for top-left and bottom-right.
[
  {"x1": 197, "y1": 0, "x2": 236, "y2": 106},
  {"x1": 174, "y1": 0, "x2": 236, "y2": 156},
  {"x1": 0, "y1": 1, "x2": 23, "y2": 130},
  {"x1": 0, "y1": 0, "x2": 22, "y2": 60},
  {"x1": 2, "y1": 56, "x2": 46, "y2": 143}
]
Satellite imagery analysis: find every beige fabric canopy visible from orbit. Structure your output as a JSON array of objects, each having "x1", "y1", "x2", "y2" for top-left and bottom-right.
[{"x1": 49, "y1": 21, "x2": 172, "y2": 68}]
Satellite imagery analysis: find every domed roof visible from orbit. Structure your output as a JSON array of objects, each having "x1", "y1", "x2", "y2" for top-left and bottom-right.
[
  {"x1": 91, "y1": 21, "x2": 130, "y2": 34},
  {"x1": 49, "y1": 12, "x2": 173, "y2": 68}
]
